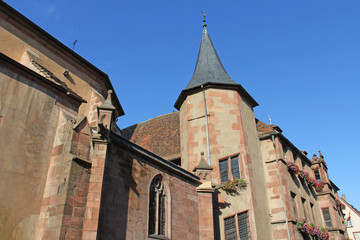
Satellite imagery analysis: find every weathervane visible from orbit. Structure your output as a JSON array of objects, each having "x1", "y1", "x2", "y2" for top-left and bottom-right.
[{"x1": 201, "y1": 11, "x2": 207, "y2": 28}]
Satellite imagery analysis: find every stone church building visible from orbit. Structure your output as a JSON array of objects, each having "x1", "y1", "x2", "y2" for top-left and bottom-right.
[{"x1": 0, "y1": 2, "x2": 347, "y2": 239}]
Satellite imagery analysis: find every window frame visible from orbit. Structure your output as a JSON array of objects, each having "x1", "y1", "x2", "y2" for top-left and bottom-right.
[
  {"x1": 223, "y1": 211, "x2": 251, "y2": 240},
  {"x1": 321, "y1": 208, "x2": 333, "y2": 228},
  {"x1": 353, "y1": 231, "x2": 360, "y2": 240},
  {"x1": 218, "y1": 153, "x2": 243, "y2": 184},
  {"x1": 314, "y1": 169, "x2": 321, "y2": 181}
]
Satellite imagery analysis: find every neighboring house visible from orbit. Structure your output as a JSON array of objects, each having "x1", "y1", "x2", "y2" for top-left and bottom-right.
[
  {"x1": 0, "y1": 2, "x2": 347, "y2": 240},
  {"x1": 341, "y1": 196, "x2": 360, "y2": 240}
]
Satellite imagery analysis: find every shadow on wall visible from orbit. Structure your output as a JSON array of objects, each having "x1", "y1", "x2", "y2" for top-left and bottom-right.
[
  {"x1": 97, "y1": 145, "x2": 135, "y2": 240},
  {"x1": 213, "y1": 190, "x2": 223, "y2": 240}
]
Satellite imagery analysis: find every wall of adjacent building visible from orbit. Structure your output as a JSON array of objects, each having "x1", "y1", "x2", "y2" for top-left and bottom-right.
[{"x1": 0, "y1": 63, "x2": 61, "y2": 239}]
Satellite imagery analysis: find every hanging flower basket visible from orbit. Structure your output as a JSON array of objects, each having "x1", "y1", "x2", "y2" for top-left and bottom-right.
[
  {"x1": 298, "y1": 170, "x2": 309, "y2": 180},
  {"x1": 222, "y1": 177, "x2": 247, "y2": 195},
  {"x1": 286, "y1": 162, "x2": 325, "y2": 192},
  {"x1": 296, "y1": 218, "x2": 329, "y2": 240},
  {"x1": 314, "y1": 180, "x2": 325, "y2": 192},
  {"x1": 286, "y1": 161, "x2": 300, "y2": 174}
]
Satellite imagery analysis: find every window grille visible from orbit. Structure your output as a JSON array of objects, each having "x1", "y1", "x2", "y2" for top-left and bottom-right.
[
  {"x1": 322, "y1": 208, "x2": 333, "y2": 228},
  {"x1": 224, "y1": 211, "x2": 250, "y2": 240},
  {"x1": 238, "y1": 211, "x2": 250, "y2": 240},
  {"x1": 224, "y1": 216, "x2": 237, "y2": 240},
  {"x1": 158, "y1": 192, "x2": 166, "y2": 235}
]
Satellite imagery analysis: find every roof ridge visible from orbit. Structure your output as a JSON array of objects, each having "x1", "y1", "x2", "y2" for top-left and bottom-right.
[{"x1": 123, "y1": 111, "x2": 179, "y2": 129}]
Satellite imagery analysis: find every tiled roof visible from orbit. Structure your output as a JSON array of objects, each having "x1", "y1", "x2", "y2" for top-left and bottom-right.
[
  {"x1": 121, "y1": 112, "x2": 180, "y2": 160},
  {"x1": 256, "y1": 119, "x2": 274, "y2": 133}
]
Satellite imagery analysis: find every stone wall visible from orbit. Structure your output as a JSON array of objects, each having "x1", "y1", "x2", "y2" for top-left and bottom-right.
[{"x1": 97, "y1": 140, "x2": 200, "y2": 240}]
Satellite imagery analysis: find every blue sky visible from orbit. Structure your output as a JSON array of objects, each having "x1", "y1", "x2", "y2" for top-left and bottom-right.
[{"x1": 6, "y1": 1, "x2": 360, "y2": 208}]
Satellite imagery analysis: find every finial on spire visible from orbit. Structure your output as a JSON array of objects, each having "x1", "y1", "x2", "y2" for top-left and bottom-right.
[
  {"x1": 268, "y1": 115, "x2": 272, "y2": 125},
  {"x1": 201, "y1": 10, "x2": 207, "y2": 28}
]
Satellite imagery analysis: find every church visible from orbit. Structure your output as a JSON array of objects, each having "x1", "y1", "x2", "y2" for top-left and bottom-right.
[{"x1": 0, "y1": 2, "x2": 347, "y2": 239}]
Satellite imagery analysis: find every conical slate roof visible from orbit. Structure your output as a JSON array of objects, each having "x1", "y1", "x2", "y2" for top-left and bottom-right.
[
  {"x1": 174, "y1": 25, "x2": 258, "y2": 110},
  {"x1": 186, "y1": 27, "x2": 237, "y2": 89}
]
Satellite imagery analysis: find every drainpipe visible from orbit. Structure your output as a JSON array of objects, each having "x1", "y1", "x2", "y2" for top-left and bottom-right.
[
  {"x1": 271, "y1": 131, "x2": 291, "y2": 240},
  {"x1": 201, "y1": 85, "x2": 211, "y2": 166}
]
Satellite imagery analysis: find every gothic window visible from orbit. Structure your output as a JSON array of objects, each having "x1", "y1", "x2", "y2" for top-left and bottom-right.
[
  {"x1": 148, "y1": 175, "x2": 168, "y2": 238},
  {"x1": 322, "y1": 208, "x2": 333, "y2": 228},
  {"x1": 219, "y1": 155, "x2": 241, "y2": 183},
  {"x1": 224, "y1": 211, "x2": 251, "y2": 240}
]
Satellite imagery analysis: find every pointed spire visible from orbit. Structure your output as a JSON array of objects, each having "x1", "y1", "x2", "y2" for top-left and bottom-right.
[
  {"x1": 98, "y1": 90, "x2": 116, "y2": 110},
  {"x1": 185, "y1": 17, "x2": 237, "y2": 89},
  {"x1": 174, "y1": 18, "x2": 259, "y2": 110},
  {"x1": 193, "y1": 152, "x2": 213, "y2": 171}
]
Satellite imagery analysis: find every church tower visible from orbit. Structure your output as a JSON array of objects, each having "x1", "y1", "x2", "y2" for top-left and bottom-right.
[{"x1": 175, "y1": 19, "x2": 272, "y2": 239}]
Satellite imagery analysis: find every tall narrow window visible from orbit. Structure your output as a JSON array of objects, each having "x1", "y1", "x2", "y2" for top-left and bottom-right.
[
  {"x1": 310, "y1": 203, "x2": 315, "y2": 224},
  {"x1": 314, "y1": 170, "x2": 321, "y2": 181},
  {"x1": 231, "y1": 156, "x2": 240, "y2": 179},
  {"x1": 220, "y1": 159, "x2": 229, "y2": 183},
  {"x1": 291, "y1": 192, "x2": 298, "y2": 219},
  {"x1": 322, "y1": 208, "x2": 333, "y2": 228},
  {"x1": 238, "y1": 211, "x2": 250, "y2": 240},
  {"x1": 301, "y1": 198, "x2": 307, "y2": 220},
  {"x1": 148, "y1": 175, "x2": 168, "y2": 238},
  {"x1": 224, "y1": 216, "x2": 237, "y2": 240}
]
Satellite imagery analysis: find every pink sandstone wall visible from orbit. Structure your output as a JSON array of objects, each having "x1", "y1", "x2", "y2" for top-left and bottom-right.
[{"x1": 97, "y1": 143, "x2": 200, "y2": 240}]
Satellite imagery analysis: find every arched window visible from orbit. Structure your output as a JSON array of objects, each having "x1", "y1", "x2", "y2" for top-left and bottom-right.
[{"x1": 148, "y1": 175, "x2": 169, "y2": 238}]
